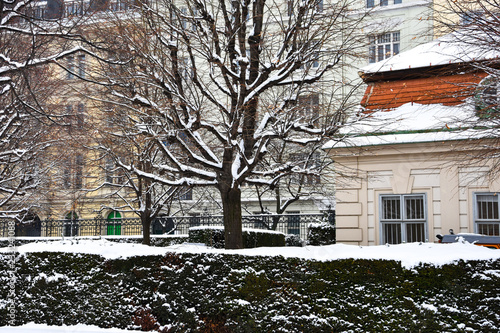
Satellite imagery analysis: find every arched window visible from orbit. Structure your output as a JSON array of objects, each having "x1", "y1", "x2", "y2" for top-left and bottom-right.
[
  {"x1": 107, "y1": 211, "x2": 122, "y2": 235},
  {"x1": 64, "y1": 211, "x2": 79, "y2": 237}
]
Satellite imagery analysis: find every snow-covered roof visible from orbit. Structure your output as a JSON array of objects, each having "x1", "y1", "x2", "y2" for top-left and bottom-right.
[
  {"x1": 324, "y1": 101, "x2": 498, "y2": 148},
  {"x1": 361, "y1": 32, "x2": 500, "y2": 74}
]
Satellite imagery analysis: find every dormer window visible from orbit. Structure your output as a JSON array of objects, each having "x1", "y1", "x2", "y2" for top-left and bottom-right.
[{"x1": 476, "y1": 76, "x2": 500, "y2": 118}]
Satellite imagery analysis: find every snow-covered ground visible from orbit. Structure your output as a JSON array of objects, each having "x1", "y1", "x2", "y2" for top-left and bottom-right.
[{"x1": 1, "y1": 237, "x2": 499, "y2": 269}]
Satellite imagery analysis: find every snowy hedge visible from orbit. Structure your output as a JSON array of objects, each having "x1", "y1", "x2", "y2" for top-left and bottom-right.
[
  {"x1": 307, "y1": 223, "x2": 336, "y2": 246},
  {"x1": 188, "y1": 226, "x2": 286, "y2": 248},
  {"x1": 0, "y1": 235, "x2": 187, "y2": 248},
  {"x1": 0, "y1": 252, "x2": 499, "y2": 332}
]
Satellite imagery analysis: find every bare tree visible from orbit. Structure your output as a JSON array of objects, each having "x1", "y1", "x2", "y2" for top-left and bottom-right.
[
  {"x1": 430, "y1": 1, "x2": 500, "y2": 178},
  {"x1": 84, "y1": 0, "x2": 368, "y2": 248},
  {"x1": 0, "y1": 0, "x2": 105, "y2": 223}
]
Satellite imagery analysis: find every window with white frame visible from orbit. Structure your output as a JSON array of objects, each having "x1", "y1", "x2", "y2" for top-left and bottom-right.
[
  {"x1": 367, "y1": 0, "x2": 401, "y2": 8},
  {"x1": 380, "y1": 194, "x2": 426, "y2": 244},
  {"x1": 474, "y1": 193, "x2": 500, "y2": 236},
  {"x1": 368, "y1": 31, "x2": 400, "y2": 63}
]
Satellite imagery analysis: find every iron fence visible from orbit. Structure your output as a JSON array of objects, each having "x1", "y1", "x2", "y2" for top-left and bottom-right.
[{"x1": 0, "y1": 212, "x2": 334, "y2": 241}]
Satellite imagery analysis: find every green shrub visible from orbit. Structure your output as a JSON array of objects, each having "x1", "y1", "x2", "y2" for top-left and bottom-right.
[
  {"x1": 0, "y1": 251, "x2": 498, "y2": 332},
  {"x1": 189, "y1": 227, "x2": 225, "y2": 248},
  {"x1": 188, "y1": 227, "x2": 285, "y2": 248},
  {"x1": 285, "y1": 234, "x2": 304, "y2": 247},
  {"x1": 307, "y1": 223, "x2": 336, "y2": 246}
]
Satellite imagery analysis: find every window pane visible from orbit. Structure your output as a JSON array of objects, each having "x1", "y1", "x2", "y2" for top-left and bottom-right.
[
  {"x1": 477, "y1": 223, "x2": 500, "y2": 236},
  {"x1": 385, "y1": 44, "x2": 391, "y2": 59},
  {"x1": 477, "y1": 195, "x2": 499, "y2": 220},
  {"x1": 369, "y1": 46, "x2": 376, "y2": 63},
  {"x1": 393, "y1": 43, "x2": 400, "y2": 55},
  {"x1": 367, "y1": 0, "x2": 374, "y2": 8},
  {"x1": 405, "y1": 196, "x2": 425, "y2": 220},
  {"x1": 382, "y1": 197, "x2": 401, "y2": 220},
  {"x1": 394, "y1": 0, "x2": 402, "y2": 4},
  {"x1": 380, "y1": 0, "x2": 388, "y2": 6},
  {"x1": 406, "y1": 223, "x2": 425, "y2": 242},
  {"x1": 377, "y1": 45, "x2": 384, "y2": 62},
  {"x1": 383, "y1": 223, "x2": 401, "y2": 244},
  {"x1": 393, "y1": 32, "x2": 400, "y2": 42}
]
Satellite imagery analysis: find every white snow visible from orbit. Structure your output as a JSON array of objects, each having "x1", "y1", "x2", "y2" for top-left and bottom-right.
[
  {"x1": 361, "y1": 31, "x2": 500, "y2": 74},
  {"x1": 324, "y1": 101, "x2": 498, "y2": 148},
  {"x1": 1, "y1": 238, "x2": 499, "y2": 269},
  {"x1": 0, "y1": 323, "x2": 133, "y2": 332}
]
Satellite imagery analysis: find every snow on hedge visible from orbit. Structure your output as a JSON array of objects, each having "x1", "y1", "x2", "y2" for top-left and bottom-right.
[
  {"x1": 0, "y1": 323, "x2": 132, "y2": 332},
  {"x1": 1, "y1": 238, "x2": 499, "y2": 269}
]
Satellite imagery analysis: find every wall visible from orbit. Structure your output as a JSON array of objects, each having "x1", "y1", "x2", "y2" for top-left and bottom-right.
[{"x1": 332, "y1": 139, "x2": 498, "y2": 245}]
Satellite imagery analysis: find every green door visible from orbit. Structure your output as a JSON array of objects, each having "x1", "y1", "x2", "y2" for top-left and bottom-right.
[{"x1": 107, "y1": 211, "x2": 122, "y2": 235}]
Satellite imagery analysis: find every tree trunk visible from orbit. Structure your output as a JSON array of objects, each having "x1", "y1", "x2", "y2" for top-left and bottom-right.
[
  {"x1": 142, "y1": 217, "x2": 151, "y2": 246},
  {"x1": 220, "y1": 187, "x2": 243, "y2": 249}
]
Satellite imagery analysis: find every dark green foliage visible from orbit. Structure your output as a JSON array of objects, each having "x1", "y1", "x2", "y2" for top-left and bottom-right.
[
  {"x1": 0, "y1": 236, "x2": 187, "y2": 249},
  {"x1": 285, "y1": 234, "x2": 303, "y2": 247},
  {"x1": 189, "y1": 227, "x2": 226, "y2": 248},
  {"x1": 0, "y1": 252, "x2": 498, "y2": 332},
  {"x1": 307, "y1": 223, "x2": 336, "y2": 246},
  {"x1": 189, "y1": 227, "x2": 285, "y2": 248}
]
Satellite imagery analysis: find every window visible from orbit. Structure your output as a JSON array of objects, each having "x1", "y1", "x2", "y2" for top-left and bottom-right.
[
  {"x1": 368, "y1": 31, "x2": 400, "y2": 63},
  {"x1": 474, "y1": 193, "x2": 500, "y2": 236},
  {"x1": 32, "y1": 5, "x2": 47, "y2": 19},
  {"x1": 368, "y1": 0, "x2": 399, "y2": 7},
  {"x1": 296, "y1": 93, "x2": 320, "y2": 123},
  {"x1": 475, "y1": 76, "x2": 500, "y2": 117},
  {"x1": 67, "y1": 56, "x2": 74, "y2": 79},
  {"x1": 109, "y1": 0, "x2": 129, "y2": 12},
  {"x1": 77, "y1": 103, "x2": 85, "y2": 129},
  {"x1": 180, "y1": 7, "x2": 188, "y2": 29},
  {"x1": 104, "y1": 157, "x2": 124, "y2": 184},
  {"x1": 290, "y1": 152, "x2": 321, "y2": 185},
  {"x1": 178, "y1": 187, "x2": 193, "y2": 200},
  {"x1": 78, "y1": 54, "x2": 86, "y2": 78},
  {"x1": 107, "y1": 211, "x2": 122, "y2": 235},
  {"x1": 63, "y1": 155, "x2": 84, "y2": 189},
  {"x1": 287, "y1": 0, "x2": 294, "y2": 16},
  {"x1": 75, "y1": 154, "x2": 84, "y2": 189},
  {"x1": 380, "y1": 194, "x2": 426, "y2": 244},
  {"x1": 316, "y1": 0, "x2": 323, "y2": 12},
  {"x1": 180, "y1": 57, "x2": 193, "y2": 80}
]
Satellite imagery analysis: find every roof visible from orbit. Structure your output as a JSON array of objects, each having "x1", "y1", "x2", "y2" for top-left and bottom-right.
[
  {"x1": 324, "y1": 101, "x2": 498, "y2": 149},
  {"x1": 360, "y1": 72, "x2": 487, "y2": 110},
  {"x1": 324, "y1": 33, "x2": 500, "y2": 149},
  {"x1": 360, "y1": 32, "x2": 500, "y2": 75}
]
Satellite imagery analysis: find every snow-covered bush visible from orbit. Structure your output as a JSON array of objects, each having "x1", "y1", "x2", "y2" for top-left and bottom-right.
[
  {"x1": 307, "y1": 223, "x2": 336, "y2": 246},
  {"x1": 0, "y1": 251, "x2": 499, "y2": 331},
  {"x1": 285, "y1": 234, "x2": 304, "y2": 247},
  {"x1": 189, "y1": 226, "x2": 285, "y2": 248}
]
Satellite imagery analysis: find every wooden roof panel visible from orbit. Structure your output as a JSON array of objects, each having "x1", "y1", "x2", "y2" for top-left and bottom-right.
[{"x1": 361, "y1": 72, "x2": 488, "y2": 110}]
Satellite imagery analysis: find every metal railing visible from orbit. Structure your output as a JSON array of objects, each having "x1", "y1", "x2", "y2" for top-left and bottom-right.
[{"x1": 0, "y1": 213, "x2": 335, "y2": 241}]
